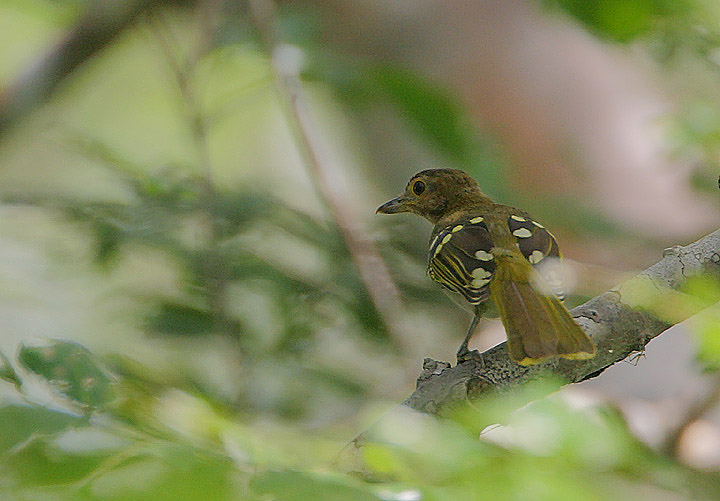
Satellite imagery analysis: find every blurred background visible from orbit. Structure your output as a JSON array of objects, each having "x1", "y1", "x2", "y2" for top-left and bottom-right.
[{"x1": 1, "y1": 0, "x2": 720, "y2": 499}]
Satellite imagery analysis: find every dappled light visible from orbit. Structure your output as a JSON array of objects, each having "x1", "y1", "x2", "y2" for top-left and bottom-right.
[{"x1": 0, "y1": 0, "x2": 720, "y2": 499}]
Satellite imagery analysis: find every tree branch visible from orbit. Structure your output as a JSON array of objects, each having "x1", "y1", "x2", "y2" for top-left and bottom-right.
[
  {"x1": 247, "y1": 0, "x2": 414, "y2": 357},
  {"x1": 0, "y1": 0, "x2": 190, "y2": 138},
  {"x1": 342, "y1": 228, "x2": 720, "y2": 467}
]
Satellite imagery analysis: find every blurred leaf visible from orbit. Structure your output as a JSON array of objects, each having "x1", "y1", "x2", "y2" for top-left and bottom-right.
[
  {"x1": 72, "y1": 134, "x2": 202, "y2": 205},
  {"x1": 18, "y1": 340, "x2": 116, "y2": 410},
  {"x1": 206, "y1": 191, "x2": 275, "y2": 237},
  {"x1": 303, "y1": 366, "x2": 367, "y2": 398},
  {"x1": 87, "y1": 441, "x2": 238, "y2": 501},
  {"x1": 371, "y1": 67, "x2": 473, "y2": 163},
  {"x1": 145, "y1": 301, "x2": 239, "y2": 338},
  {"x1": 0, "y1": 404, "x2": 81, "y2": 454},
  {"x1": 367, "y1": 66, "x2": 508, "y2": 199},
  {"x1": 3, "y1": 434, "x2": 110, "y2": 487},
  {"x1": 306, "y1": 56, "x2": 509, "y2": 199},
  {"x1": 692, "y1": 306, "x2": 720, "y2": 371},
  {"x1": 250, "y1": 470, "x2": 383, "y2": 501},
  {"x1": 91, "y1": 219, "x2": 122, "y2": 266},
  {"x1": 66, "y1": 202, "x2": 183, "y2": 254},
  {"x1": 0, "y1": 349, "x2": 20, "y2": 388},
  {"x1": 1, "y1": 0, "x2": 85, "y2": 26},
  {"x1": 2, "y1": 432, "x2": 240, "y2": 500},
  {"x1": 543, "y1": 0, "x2": 694, "y2": 43}
]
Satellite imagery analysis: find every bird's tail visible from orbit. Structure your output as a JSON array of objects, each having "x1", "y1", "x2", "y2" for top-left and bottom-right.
[{"x1": 489, "y1": 260, "x2": 595, "y2": 366}]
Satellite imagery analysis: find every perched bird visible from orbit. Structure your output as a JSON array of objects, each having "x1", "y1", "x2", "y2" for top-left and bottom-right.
[{"x1": 377, "y1": 169, "x2": 595, "y2": 365}]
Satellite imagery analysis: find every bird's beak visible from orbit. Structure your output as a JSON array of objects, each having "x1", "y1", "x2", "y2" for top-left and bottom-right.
[{"x1": 376, "y1": 196, "x2": 411, "y2": 214}]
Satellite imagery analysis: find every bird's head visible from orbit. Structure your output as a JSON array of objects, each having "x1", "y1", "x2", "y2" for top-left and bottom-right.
[{"x1": 376, "y1": 169, "x2": 487, "y2": 224}]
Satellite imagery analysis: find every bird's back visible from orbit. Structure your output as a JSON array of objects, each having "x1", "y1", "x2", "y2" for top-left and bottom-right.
[{"x1": 427, "y1": 204, "x2": 565, "y2": 305}]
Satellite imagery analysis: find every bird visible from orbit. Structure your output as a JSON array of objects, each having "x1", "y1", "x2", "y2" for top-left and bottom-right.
[{"x1": 376, "y1": 168, "x2": 595, "y2": 365}]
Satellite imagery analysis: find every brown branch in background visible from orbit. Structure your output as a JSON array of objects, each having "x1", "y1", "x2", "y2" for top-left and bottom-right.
[
  {"x1": 0, "y1": 0, "x2": 189, "y2": 138},
  {"x1": 662, "y1": 373, "x2": 720, "y2": 458},
  {"x1": 341, "y1": 229, "x2": 720, "y2": 471},
  {"x1": 247, "y1": 0, "x2": 413, "y2": 355}
]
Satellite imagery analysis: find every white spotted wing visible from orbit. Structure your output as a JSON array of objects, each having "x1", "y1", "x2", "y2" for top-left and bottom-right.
[
  {"x1": 427, "y1": 218, "x2": 497, "y2": 305},
  {"x1": 507, "y1": 214, "x2": 566, "y2": 300}
]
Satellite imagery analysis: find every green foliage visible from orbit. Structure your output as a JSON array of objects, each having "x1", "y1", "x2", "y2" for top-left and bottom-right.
[
  {"x1": 0, "y1": 350, "x2": 20, "y2": 388},
  {"x1": 19, "y1": 340, "x2": 115, "y2": 412},
  {"x1": 543, "y1": 0, "x2": 694, "y2": 43},
  {"x1": 667, "y1": 102, "x2": 720, "y2": 200},
  {"x1": 2, "y1": 340, "x2": 719, "y2": 500},
  {"x1": 2, "y1": 1, "x2": 720, "y2": 499},
  {"x1": 3, "y1": 129, "x2": 433, "y2": 422},
  {"x1": 250, "y1": 471, "x2": 384, "y2": 501},
  {"x1": 684, "y1": 277, "x2": 720, "y2": 371}
]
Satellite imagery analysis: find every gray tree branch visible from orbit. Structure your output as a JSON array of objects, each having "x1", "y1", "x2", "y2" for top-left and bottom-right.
[{"x1": 342, "y1": 228, "x2": 720, "y2": 469}]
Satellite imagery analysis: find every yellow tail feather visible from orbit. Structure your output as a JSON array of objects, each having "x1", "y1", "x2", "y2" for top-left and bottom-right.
[{"x1": 490, "y1": 261, "x2": 595, "y2": 365}]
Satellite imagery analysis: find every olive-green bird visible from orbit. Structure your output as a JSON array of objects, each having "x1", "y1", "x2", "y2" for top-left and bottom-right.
[{"x1": 377, "y1": 169, "x2": 595, "y2": 365}]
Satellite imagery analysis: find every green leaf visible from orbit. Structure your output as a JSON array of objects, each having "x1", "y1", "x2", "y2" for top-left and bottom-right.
[
  {"x1": 250, "y1": 471, "x2": 383, "y2": 501},
  {"x1": 0, "y1": 349, "x2": 20, "y2": 387},
  {"x1": 18, "y1": 340, "x2": 116, "y2": 410},
  {"x1": 0, "y1": 404, "x2": 82, "y2": 454},
  {"x1": 692, "y1": 306, "x2": 720, "y2": 371},
  {"x1": 3, "y1": 434, "x2": 110, "y2": 487},
  {"x1": 2, "y1": 431, "x2": 239, "y2": 500},
  {"x1": 145, "y1": 301, "x2": 239, "y2": 338},
  {"x1": 91, "y1": 219, "x2": 122, "y2": 266},
  {"x1": 87, "y1": 442, "x2": 238, "y2": 501},
  {"x1": 542, "y1": 0, "x2": 693, "y2": 43},
  {"x1": 368, "y1": 66, "x2": 508, "y2": 199},
  {"x1": 308, "y1": 57, "x2": 508, "y2": 198}
]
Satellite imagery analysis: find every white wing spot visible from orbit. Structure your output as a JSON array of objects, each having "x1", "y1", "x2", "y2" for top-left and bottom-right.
[
  {"x1": 433, "y1": 233, "x2": 453, "y2": 256},
  {"x1": 528, "y1": 250, "x2": 544, "y2": 264},
  {"x1": 513, "y1": 228, "x2": 533, "y2": 238},
  {"x1": 472, "y1": 277, "x2": 491, "y2": 288},
  {"x1": 471, "y1": 267, "x2": 492, "y2": 279},
  {"x1": 474, "y1": 250, "x2": 493, "y2": 261},
  {"x1": 511, "y1": 215, "x2": 526, "y2": 221},
  {"x1": 469, "y1": 216, "x2": 484, "y2": 224},
  {"x1": 532, "y1": 220, "x2": 545, "y2": 228},
  {"x1": 452, "y1": 225, "x2": 463, "y2": 233}
]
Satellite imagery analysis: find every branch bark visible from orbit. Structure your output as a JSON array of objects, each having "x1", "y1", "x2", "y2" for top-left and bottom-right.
[{"x1": 342, "y1": 228, "x2": 720, "y2": 468}]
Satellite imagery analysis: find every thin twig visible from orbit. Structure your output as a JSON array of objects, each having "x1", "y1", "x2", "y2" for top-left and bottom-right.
[
  {"x1": 0, "y1": 0, "x2": 183, "y2": 138},
  {"x1": 148, "y1": 8, "x2": 237, "y2": 341},
  {"x1": 247, "y1": 0, "x2": 414, "y2": 356}
]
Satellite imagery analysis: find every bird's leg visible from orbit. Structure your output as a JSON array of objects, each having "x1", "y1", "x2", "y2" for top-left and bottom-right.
[{"x1": 456, "y1": 305, "x2": 484, "y2": 363}]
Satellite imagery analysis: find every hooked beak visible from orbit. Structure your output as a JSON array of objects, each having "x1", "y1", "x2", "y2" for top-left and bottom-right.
[{"x1": 376, "y1": 196, "x2": 411, "y2": 214}]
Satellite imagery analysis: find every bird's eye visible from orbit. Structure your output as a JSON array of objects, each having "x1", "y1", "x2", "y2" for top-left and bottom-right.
[{"x1": 412, "y1": 180, "x2": 426, "y2": 196}]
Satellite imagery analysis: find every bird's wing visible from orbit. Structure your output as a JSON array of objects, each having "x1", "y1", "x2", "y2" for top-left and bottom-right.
[
  {"x1": 427, "y1": 218, "x2": 497, "y2": 305},
  {"x1": 506, "y1": 214, "x2": 566, "y2": 300}
]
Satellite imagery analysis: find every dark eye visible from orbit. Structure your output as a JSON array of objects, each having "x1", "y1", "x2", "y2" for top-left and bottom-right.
[{"x1": 412, "y1": 180, "x2": 426, "y2": 196}]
